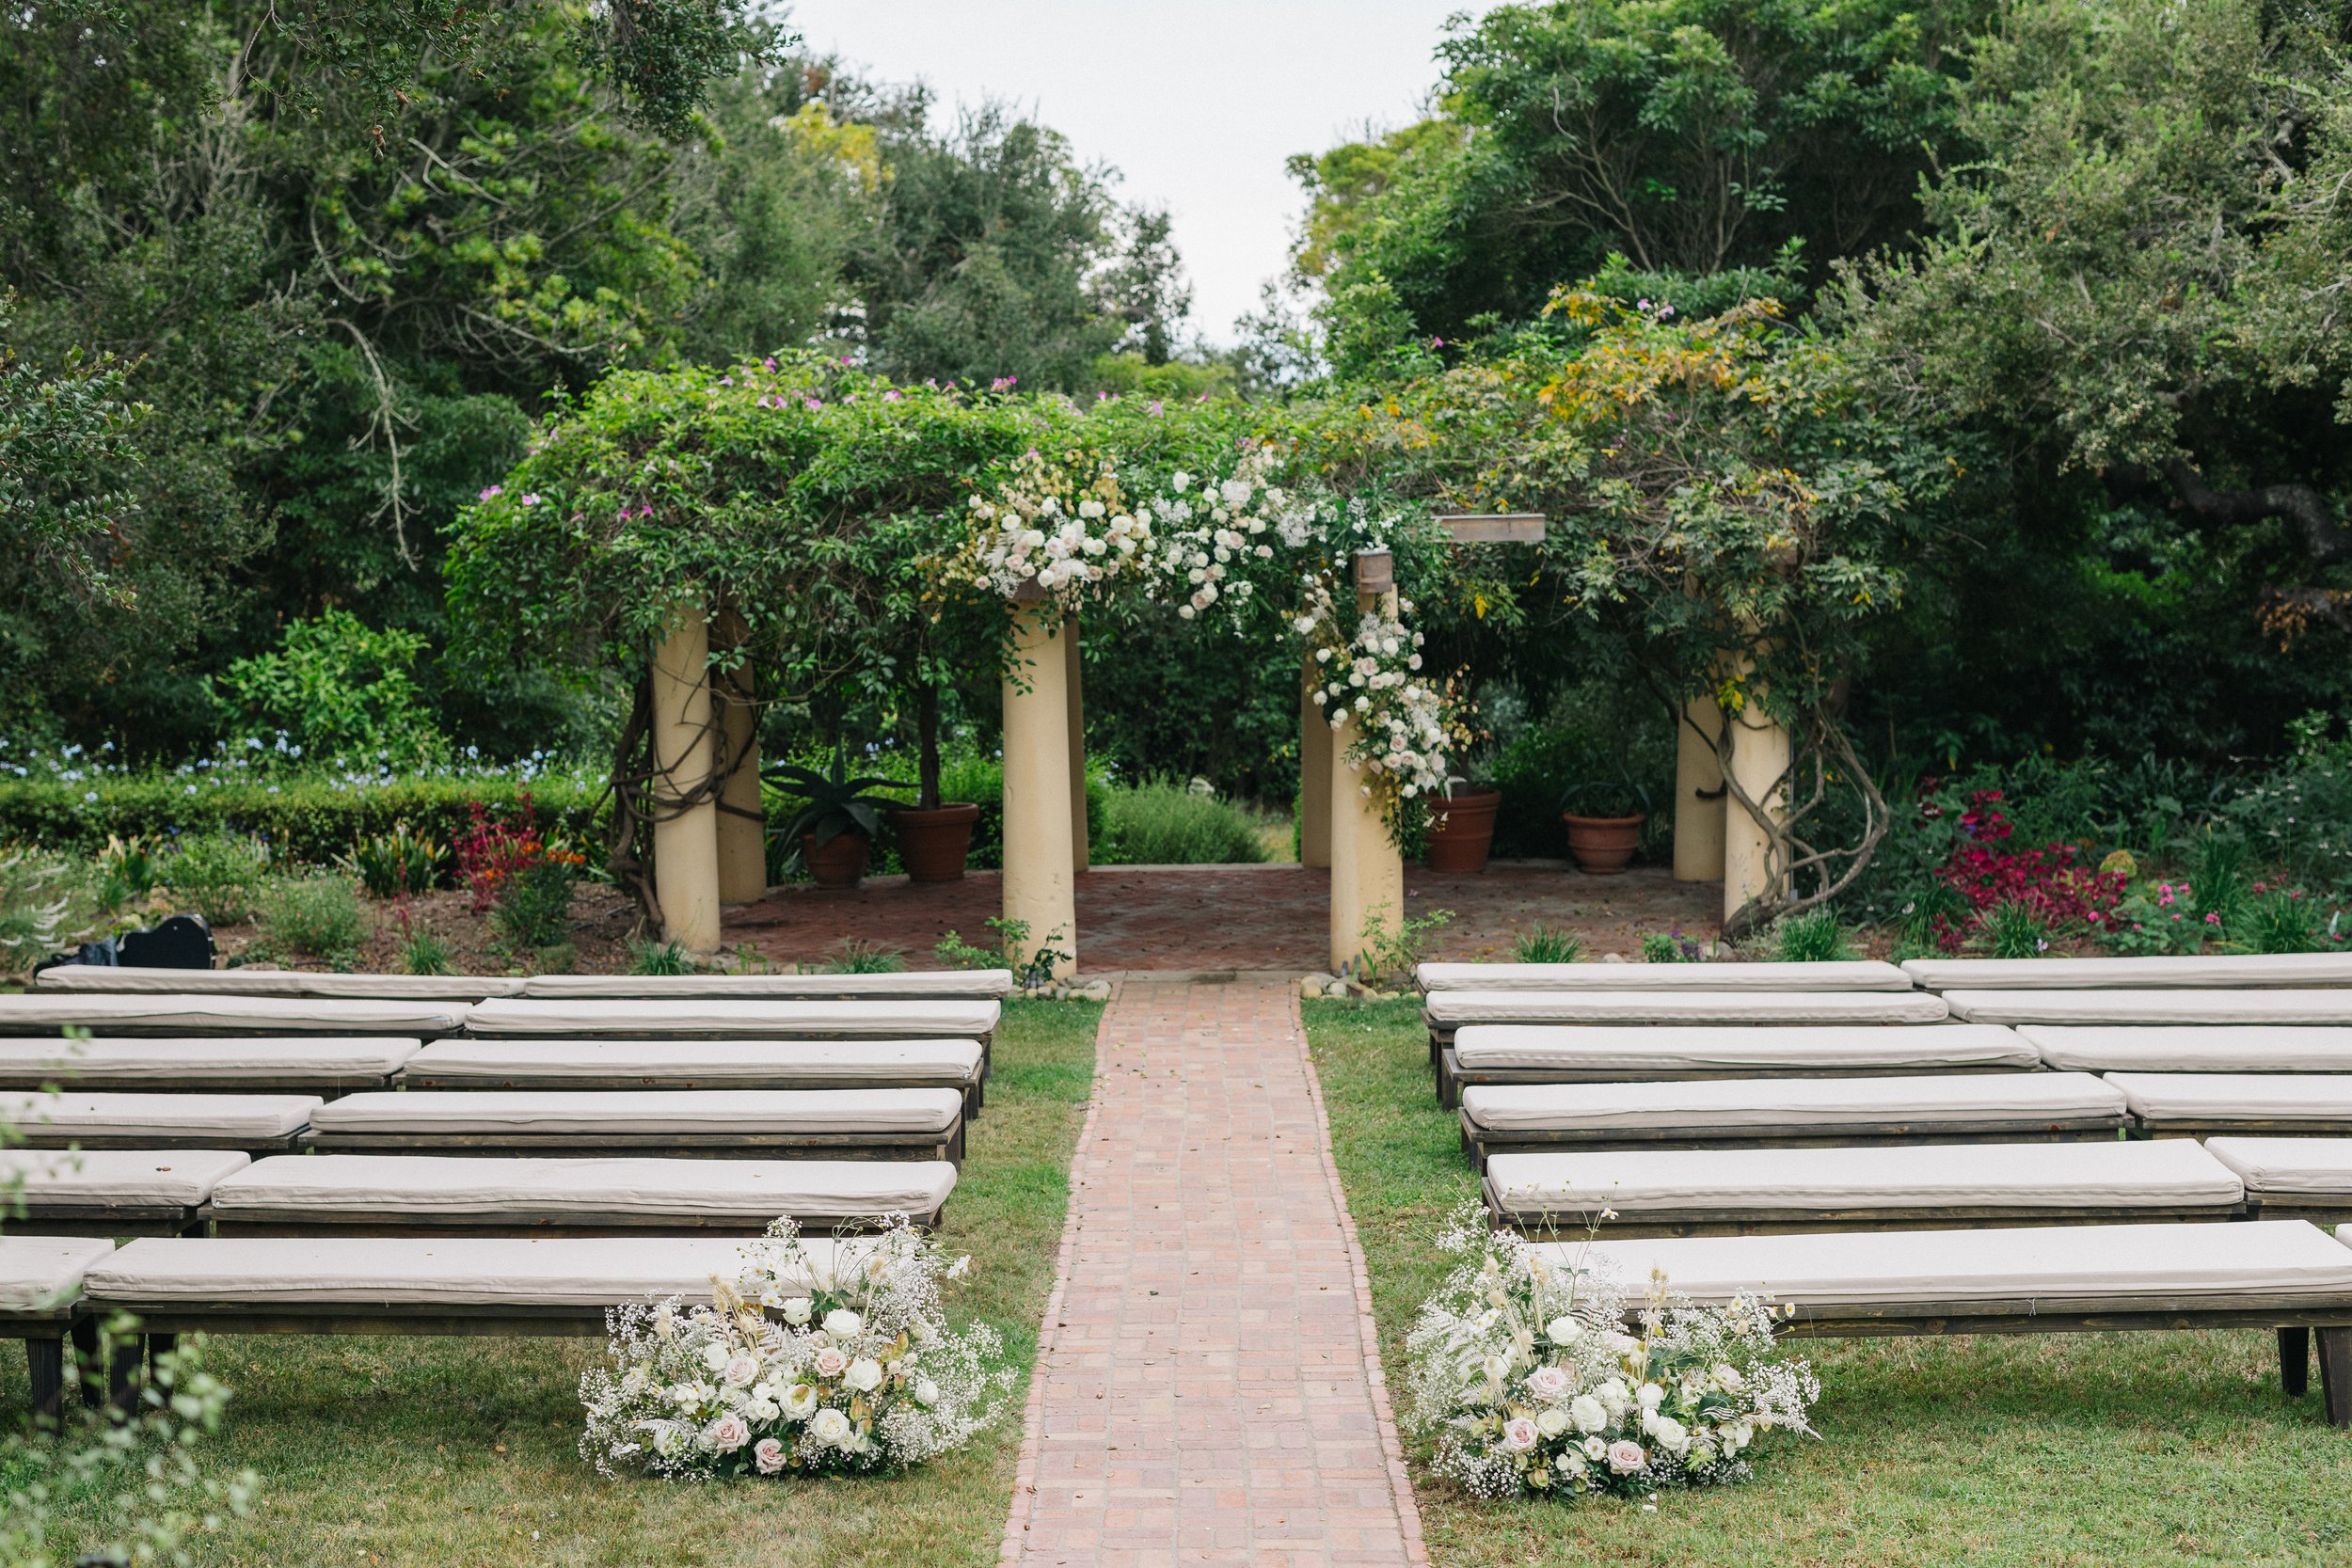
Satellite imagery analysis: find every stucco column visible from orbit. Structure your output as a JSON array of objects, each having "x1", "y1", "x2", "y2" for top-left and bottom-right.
[
  {"x1": 1298, "y1": 650, "x2": 1332, "y2": 868},
  {"x1": 711, "y1": 607, "x2": 767, "y2": 904},
  {"x1": 1065, "y1": 615, "x2": 1089, "y2": 873},
  {"x1": 1327, "y1": 588, "x2": 1406, "y2": 974},
  {"x1": 650, "y1": 599, "x2": 722, "y2": 954},
  {"x1": 1001, "y1": 600, "x2": 1078, "y2": 980},
  {"x1": 1673, "y1": 695, "x2": 1726, "y2": 883},
  {"x1": 1724, "y1": 698, "x2": 1791, "y2": 924}
]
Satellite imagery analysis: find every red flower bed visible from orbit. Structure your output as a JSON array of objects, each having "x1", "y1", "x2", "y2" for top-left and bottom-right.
[
  {"x1": 1931, "y1": 789, "x2": 2126, "y2": 935},
  {"x1": 454, "y1": 791, "x2": 583, "y2": 911}
]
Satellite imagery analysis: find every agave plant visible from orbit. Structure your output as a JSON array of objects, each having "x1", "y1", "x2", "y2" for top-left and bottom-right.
[{"x1": 763, "y1": 742, "x2": 912, "y2": 870}]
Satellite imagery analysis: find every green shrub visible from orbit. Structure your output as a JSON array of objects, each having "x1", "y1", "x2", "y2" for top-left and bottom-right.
[
  {"x1": 1976, "y1": 900, "x2": 2052, "y2": 959},
  {"x1": 1094, "y1": 778, "x2": 1266, "y2": 865},
  {"x1": 829, "y1": 938, "x2": 907, "y2": 974},
  {"x1": 0, "y1": 847, "x2": 92, "y2": 974},
  {"x1": 397, "y1": 927, "x2": 455, "y2": 975},
  {"x1": 94, "y1": 832, "x2": 166, "y2": 911},
  {"x1": 342, "y1": 823, "x2": 451, "y2": 897},
  {"x1": 1641, "y1": 929, "x2": 1703, "y2": 963},
  {"x1": 1514, "y1": 927, "x2": 1582, "y2": 964},
  {"x1": 492, "y1": 863, "x2": 574, "y2": 949},
  {"x1": 258, "y1": 876, "x2": 369, "y2": 962},
  {"x1": 627, "y1": 935, "x2": 694, "y2": 975},
  {"x1": 1772, "y1": 908, "x2": 1855, "y2": 962},
  {"x1": 217, "y1": 609, "x2": 446, "y2": 763},
  {"x1": 165, "y1": 832, "x2": 272, "y2": 927},
  {"x1": 2230, "y1": 890, "x2": 2328, "y2": 955}
]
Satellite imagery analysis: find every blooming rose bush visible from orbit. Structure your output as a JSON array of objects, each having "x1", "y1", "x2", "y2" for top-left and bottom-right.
[
  {"x1": 580, "y1": 1217, "x2": 1013, "y2": 1479},
  {"x1": 1405, "y1": 1209, "x2": 1817, "y2": 1502}
]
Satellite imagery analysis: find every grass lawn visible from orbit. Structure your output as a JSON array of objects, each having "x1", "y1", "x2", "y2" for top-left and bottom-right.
[
  {"x1": 6, "y1": 998, "x2": 1102, "y2": 1568},
  {"x1": 1302, "y1": 998, "x2": 2352, "y2": 1568}
]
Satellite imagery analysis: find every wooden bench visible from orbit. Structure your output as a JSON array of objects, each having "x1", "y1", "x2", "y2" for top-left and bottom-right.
[
  {"x1": 0, "y1": 1037, "x2": 419, "y2": 1098},
  {"x1": 463, "y1": 999, "x2": 1001, "y2": 1069},
  {"x1": 33, "y1": 968, "x2": 523, "y2": 1000},
  {"x1": 1484, "y1": 1137, "x2": 2246, "y2": 1236},
  {"x1": 208, "y1": 1153, "x2": 957, "y2": 1234},
  {"x1": 1423, "y1": 991, "x2": 1951, "y2": 1066},
  {"x1": 1435, "y1": 1022, "x2": 2031, "y2": 1108},
  {"x1": 1, "y1": 1091, "x2": 320, "y2": 1153},
  {"x1": 0, "y1": 994, "x2": 469, "y2": 1038},
  {"x1": 2025, "y1": 1025, "x2": 2352, "y2": 1074},
  {"x1": 0, "y1": 1148, "x2": 248, "y2": 1237},
  {"x1": 1416, "y1": 959, "x2": 1916, "y2": 993},
  {"x1": 1458, "y1": 1071, "x2": 2128, "y2": 1164},
  {"x1": 2112, "y1": 1072, "x2": 2352, "y2": 1137},
  {"x1": 1538, "y1": 1219, "x2": 2352, "y2": 1425},
  {"x1": 0, "y1": 1237, "x2": 114, "y2": 1421},
  {"x1": 399, "y1": 1037, "x2": 988, "y2": 1117},
  {"x1": 519, "y1": 970, "x2": 1015, "y2": 1000},
  {"x1": 1945, "y1": 990, "x2": 2352, "y2": 1027},
  {"x1": 304, "y1": 1086, "x2": 969, "y2": 1164},
  {"x1": 1906, "y1": 954, "x2": 2352, "y2": 991}
]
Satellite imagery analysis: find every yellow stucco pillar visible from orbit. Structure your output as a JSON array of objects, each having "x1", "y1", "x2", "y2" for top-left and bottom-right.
[
  {"x1": 1001, "y1": 601, "x2": 1077, "y2": 979},
  {"x1": 1065, "y1": 616, "x2": 1089, "y2": 874},
  {"x1": 1328, "y1": 588, "x2": 1406, "y2": 974},
  {"x1": 1673, "y1": 695, "x2": 1726, "y2": 883},
  {"x1": 1298, "y1": 650, "x2": 1332, "y2": 868},
  {"x1": 650, "y1": 600, "x2": 722, "y2": 954},
  {"x1": 711, "y1": 608, "x2": 767, "y2": 905},
  {"x1": 1724, "y1": 698, "x2": 1791, "y2": 924}
]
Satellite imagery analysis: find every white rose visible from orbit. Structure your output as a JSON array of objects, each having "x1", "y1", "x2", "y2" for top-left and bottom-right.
[
  {"x1": 781, "y1": 1297, "x2": 813, "y2": 1326},
  {"x1": 1651, "y1": 1416, "x2": 1688, "y2": 1454},
  {"x1": 785, "y1": 1384, "x2": 818, "y2": 1419},
  {"x1": 1606, "y1": 1439, "x2": 1646, "y2": 1475},
  {"x1": 1560, "y1": 1449, "x2": 1587, "y2": 1477},
  {"x1": 753, "y1": 1436, "x2": 787, "y2": 1474},
  {"x1": 822, "y1": 1308, "x2": 862, "y2": 1339},
  {"x1": 700, "y1": 1343, "x2": 731, "y2": 1374},
  {"x1": 1713, "y1": 1362, "x2": 1744, "y2": 1393},
  {"x1": 1481, "y1": 1354, "x2": 1511, "y2": 1385},
  {"x1": 1536, "y1": 1407, "x2": 1571, "y2": 1439},
  {"x1": 722, "y1": 1354, "x2": 760, "y2": 1388},
  {"x1": 1526, "y1": 1365, "x2": 1571, "y2": 1400},
  {"x1": 914, "y1": 1378, "x2": 940, "y2": 1408},
  {"x1": 1570, "y1": 1395, "x2": 1607, "y2": 1433},
  {"x1": 808, "y1": 1407, "x2": 851, "y2": 1447},
  {"x1": 1637, "y1": 1383, "x2": 1665, "y2": 1411},
  {"x1": 1545, "y1": 1316, "x2": 1581, "y2": 1345},
  {"x1": 843, "y1": 1357, "x2": 884, "y2": 1393},
  {"x1": 1581, "y1": 1435, "x2": 1609, "y2": 1462}
]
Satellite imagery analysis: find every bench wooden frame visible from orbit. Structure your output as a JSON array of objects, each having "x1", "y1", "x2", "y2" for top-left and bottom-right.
[
  {"x1": 10, "y1": 1130, "x2": 305, "y2": 1154},
  {"x1": 0, "y1": 1069, "x2": 395, "y2": 1099},
  {"x1": 1460, "y1": 1112, "x2": 2128, "y2": 1167},
  {"x1": 209, "y1": 1201, "x2": 945, "y2": 1237},
  {"x1": 298, "y1": 1121, "x2": 966, "y2": 1165},
  {"x1": 4, "y1": 1198, "x2": 211, "y2": 1238},
  {"x1": 1431, "y1": 1041, "x2": 2023, "y2": 1106},
  {"x1": 1488, "y1": 1190, "x2": 2248, "y2": 1238},
  {"x1": 2134, "y1": 1117, "x2": 2352, "y2": 1139}
]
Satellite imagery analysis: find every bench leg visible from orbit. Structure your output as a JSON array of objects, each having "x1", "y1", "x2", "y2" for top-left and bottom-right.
[
  {"x1": 71, "y1": 1318, "x2": 101, "y2": 1406},
  {"x1": 26, "y1": 1337, "x2": 63, "y2": 1425},
  {"x1": 106, "y1": 1330, "x2": 145, "y2": 1417},
  {"x1": 2281, "y1": 1327, "x2": 2311, "y2": 1398},
  {"x1": 148, "y1": 1332, "x2": 179, "y2": 1374},
  {"x1": 2317, "y1": 1328, "x2": 2352, "y2": 1429}
]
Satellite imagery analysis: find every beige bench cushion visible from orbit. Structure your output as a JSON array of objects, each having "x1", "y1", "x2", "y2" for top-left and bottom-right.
[
  {"x1": 521, "y1": 971, "x2": 1014, "y2": 1000},
  {"x1": 2206, "y1": 1139, "x2": 2352, "y2": 1198},
  {"x1": 1906, "y1": 954, "x2": 2352, "y2": 990},
  {"x1": 2023, "y1": 1026, "x2": 2352, "y2": 1073},
  {"x1": 0, "y1": 1237, "x2": 117, "y2": 1313},
  {"x1": 1430, "y1": 991, "x2": 1949, "y2": 1028},
  {"x1": 213, "y1": 1154, "x2": 956, "y2": 1220},
  {"x1": 465, "y1": 998, "x2": 1000, "y2": 1038},
  {"x1": 0, "y1": 1091, "x2": 320, "y2": 1140},
  {"x1": 1418, "y1": 960, "x2": 1914, "y2": 993},
  {"x1": 402, "y1": 1037, "x2": 982, "y2": 1086},
  {"x1": 2109, "y1": 1072, "x2": 2352, "y2": 1126},
  {"x1": 0, "y1": 1148, "x2": 249, "y2": 1205},
  {"x1": 310, "y1": 1086, "x2": 963, "y2": 1135},
  {"x1": 0, "y1": 994, "x2": 469, "y2": 1037},
  {"x1": 34, "y1": 968, "x2": 523, "y2": 1000},
  {"x1": 1543, "y1": 1219, "x2": 2352, "y2": 1307},
  {"x1": 1486, "y1": 1137, "x2": 2242, "y2": 1214},
  {"x1": 1946, "y1": 990, "x2": 2352, "y2": 1026},
  {"x1": 0, "y1": 1037, "x2": 420, "y2": 1085},
  {"x1": 82, "y1": 1234, "x2": 845, "y2": 1308},
  {"x1": 1452, "y1": 1022, "x2": 2029, "y2": 1074},
  {"x1": 1463, "y1": 1071, "x2": 2125, "y2": 1134}
]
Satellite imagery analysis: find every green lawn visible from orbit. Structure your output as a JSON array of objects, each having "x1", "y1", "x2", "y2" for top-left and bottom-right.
[
  {"x1": 1302, "y1": 998, "x2": 2352, "y2": 1568},
  {"x1": 6, "y1": 998, "x2": 1101, "y2": 1568}
]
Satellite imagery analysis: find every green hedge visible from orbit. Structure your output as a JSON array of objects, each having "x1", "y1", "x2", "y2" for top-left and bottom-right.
[{"x1": 0, "y1": 771, "x2": 609, "y2": 865}]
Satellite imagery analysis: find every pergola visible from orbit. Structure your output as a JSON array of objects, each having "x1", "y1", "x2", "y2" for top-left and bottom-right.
[{"x1": 632, "y1": 514, "x2": 1791, "y2": 973}]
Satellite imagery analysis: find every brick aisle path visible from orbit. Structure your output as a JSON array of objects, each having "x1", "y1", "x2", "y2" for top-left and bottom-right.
[{"x1": 1001, "y1": 976, "x2": 1425, "y2": 1568}]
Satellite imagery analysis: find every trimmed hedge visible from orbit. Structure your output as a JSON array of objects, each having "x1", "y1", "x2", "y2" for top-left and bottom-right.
[{"x1": 0, "y1": 772, "x2": 608, "y2": 866}]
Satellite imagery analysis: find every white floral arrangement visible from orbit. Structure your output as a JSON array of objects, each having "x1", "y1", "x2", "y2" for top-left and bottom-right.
[
  {"x1": 580, "y1": 1217, "x2": 1014, "y2": 1480},
  {"x1": 1127, "y1": 442, "x2": 1305, "y2": 624},
  {"x1": 959, "y1": 447, "x2": 1149, "y2": 607},
  {"x1": 1405, "y1": 1208, "x2": 1818, "y2": 1502},
  {"x1": 1296, "y1": 576, "x2": 1454, "y2": 807}
]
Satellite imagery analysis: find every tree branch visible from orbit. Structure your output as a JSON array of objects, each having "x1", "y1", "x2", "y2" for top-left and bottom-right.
[{"x1": 2161, "y1": 457, "x2": 2352, "y2": 564}]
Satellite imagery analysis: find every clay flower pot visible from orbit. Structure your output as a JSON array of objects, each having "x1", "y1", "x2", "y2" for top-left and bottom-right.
[
  {"x1": 1423, "y1": 787, "x2": 1502, "y2": 873},
  {"x1": 888, "y1": 802, "x2": 980, "y2": 883},
  {"x1": 1562, "y1": 812, "x2": 1645, "y2": 876},
  {"x1": 800, "y1": 831, "x2": 873, "y2": 890}
]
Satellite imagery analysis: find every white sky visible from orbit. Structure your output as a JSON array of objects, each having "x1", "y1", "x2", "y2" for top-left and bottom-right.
[{"x1": 782, "y1": 0, "x2": 1470, "y2": 346}]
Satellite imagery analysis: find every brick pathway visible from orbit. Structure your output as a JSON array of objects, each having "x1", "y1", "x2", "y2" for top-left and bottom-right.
[{"x1": 1001, "y1": 977, "x2": 1425, "y2": 1568}]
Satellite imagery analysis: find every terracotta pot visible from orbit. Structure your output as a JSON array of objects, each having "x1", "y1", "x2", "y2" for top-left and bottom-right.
[
  {"x1": 888, "y1": 802, "x2": 980, "y2": 883},
  {"x1": 1562, "y1": 812, "x2": 1645, "y2": 876},
  {"x1": 1423, "y1": 787, "x2": 1502, "y2": 873},
  {"x1": 800, "y1": 831, "x2": 872, "y2": 890}
]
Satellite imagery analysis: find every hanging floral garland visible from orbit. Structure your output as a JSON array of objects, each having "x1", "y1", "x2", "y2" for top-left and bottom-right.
[{"x1": 952, "y1": 439, "x2": 1471, "y2": 840}]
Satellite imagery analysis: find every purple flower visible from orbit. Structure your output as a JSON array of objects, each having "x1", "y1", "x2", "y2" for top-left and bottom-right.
[
  {"x1": 478, "y1": 485, "x2": 502, "y2": 501},
  {"x1": 803, "y1": 397, "x2": 823, "y2": 411},
  {"x1": 518, "y1": 493, "x2": 540, "y2": 507}
]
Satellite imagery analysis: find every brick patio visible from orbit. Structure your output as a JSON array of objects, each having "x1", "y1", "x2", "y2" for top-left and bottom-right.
[
  {"x1": 1001, "y1": 975, "x2": 1425, "y2": 1567},
  {"x1": 725, "y1": 863, "x2": 1720, "y2": 973}
]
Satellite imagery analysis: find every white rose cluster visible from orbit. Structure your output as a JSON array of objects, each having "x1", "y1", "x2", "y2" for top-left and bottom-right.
[
  {"x1": 961, "y1": 449, "x2": 1148, "y2": 608},
  {"x1": 580, "y1": 1216, "x2": 1017, "y2": 1481},
  {"x1": 1403, "y1": 1206, "x2": 1818, "y2": 1502}
]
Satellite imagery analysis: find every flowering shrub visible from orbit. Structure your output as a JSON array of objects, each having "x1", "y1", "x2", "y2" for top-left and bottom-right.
[
  {"x1": 580, "y1": 1217, "x2": 1014, "y2": 1479},
  {"x1": 1926, "y1": 790, "x2": 2125, "y2": 948},
  {"x1": 1405, "y1": 1210, "x2": 1817, "y2": 1502},
  {"x1": 454, "y1": 791, "x2": 584, "y2": 913}
]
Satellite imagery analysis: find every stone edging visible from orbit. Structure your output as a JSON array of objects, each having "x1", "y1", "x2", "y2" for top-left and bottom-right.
[
  {"x1": 1287, "y1": 984, "x2": 1432, "y2": 1566},
  {"x1": 995, "y1": 974, "x2": 1114, "y2": 1566}
]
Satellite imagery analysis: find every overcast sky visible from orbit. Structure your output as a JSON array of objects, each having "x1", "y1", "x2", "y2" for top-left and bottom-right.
[{"x1": 783, "y1": 1, "x2": 1470, "y2": 347}]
